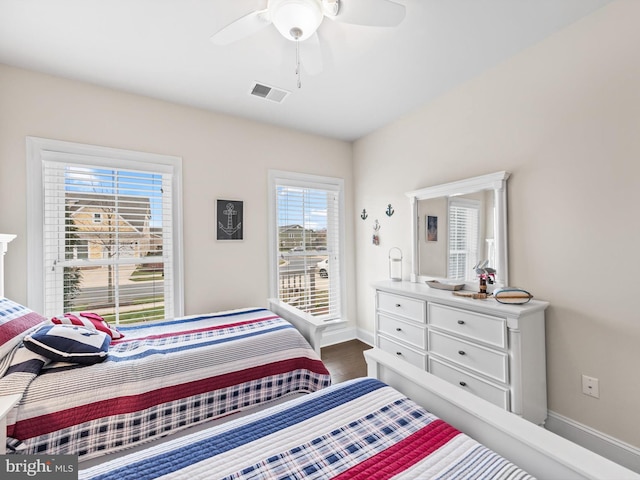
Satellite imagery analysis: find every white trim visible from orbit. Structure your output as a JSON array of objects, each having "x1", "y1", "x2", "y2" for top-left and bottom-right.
[
  {"x1": 320, "y1": 324, "x2": 357, "y2": 347},
  {"x1": 26, "y1": 136, "x2": 184, "y2": 317},
  {"x1": 546, "y1": 410, "x2": 640, "y2": 474},
  {"x1": 356, "y1": 327, "x2": 375, "y2": 347},
  {"x1": 0, "y1": 234, "x2": 16, "y2": 298},
  {"x1": 0, "y1": 393, "x2": 21, "y2": 454},
  {"x1": 405, "y1": 171, "x2": 510, "y2": 200}
]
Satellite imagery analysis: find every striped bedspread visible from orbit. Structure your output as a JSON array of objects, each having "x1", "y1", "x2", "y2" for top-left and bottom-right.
[
  {"x1": 1, "y1": 308, "x2": 330, "y2": 460},
  {"x1": 79, "y1": 378, "x2": 534, "y2": 480}
]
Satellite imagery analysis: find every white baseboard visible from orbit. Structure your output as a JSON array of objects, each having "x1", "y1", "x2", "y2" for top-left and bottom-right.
[
  {"x1": 356, "y1": 328, "x2": 374, "y2": 347},
  {"x1": 320, "y1": 324, "x2": 357, "y2": 347},
  {"x1": 546, "y1": 410, "x2": 640, "y2": 473},
  {"x1": 319, "y1": 326, "x2": 375, "y2": 348}
]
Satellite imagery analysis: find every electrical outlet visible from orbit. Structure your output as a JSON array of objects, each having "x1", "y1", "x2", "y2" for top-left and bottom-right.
[{"x1": 582, "y1": 375, "x2": 600, "y2": 398}]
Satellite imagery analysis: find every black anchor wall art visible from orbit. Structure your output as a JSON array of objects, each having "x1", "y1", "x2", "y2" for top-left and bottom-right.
[
  {"x1": 385, "y1": 204, "x2": 394, "y2": 217},
  {"x1": 217, "y1": 199, "x2": 243, "y2": 240}
]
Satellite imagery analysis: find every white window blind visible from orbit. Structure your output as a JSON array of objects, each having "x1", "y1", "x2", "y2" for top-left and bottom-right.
[
  {"x1": 448, "y1": 199, "x2": 480, "y2": 281},
  {"x1": 27, "y1": 137, "x2": 183, "y2": 324},
  {"x1": 270, "y1": 173, "x2": 343, "y2": 321}
]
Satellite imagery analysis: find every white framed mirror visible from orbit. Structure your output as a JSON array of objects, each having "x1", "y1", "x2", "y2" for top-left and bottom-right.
[{"x1": 406, "y1": 171, "x2": 510, "y2": 289}]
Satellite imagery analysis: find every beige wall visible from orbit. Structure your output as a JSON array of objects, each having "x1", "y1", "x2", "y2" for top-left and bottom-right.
[
  {"x1": 0, "y1": 64, "x2": 355, "y2": 324},
  {"x1": 1, "y1": 0, "x2": 639, "y2": 453},
  {"x1": 353, "y1": 1, "x2": 640, "y2": 447}
]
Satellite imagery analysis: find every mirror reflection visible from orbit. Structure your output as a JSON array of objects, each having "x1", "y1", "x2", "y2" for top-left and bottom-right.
[
  {"x1": 407, "y1": 171, "x2": 509, "y2": 288},
  {"x1": 417, "y1": 190, "x2": 495, "y2": 281}
]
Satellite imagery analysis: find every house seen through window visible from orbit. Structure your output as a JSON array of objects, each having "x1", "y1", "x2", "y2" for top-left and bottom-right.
[{"x1": 28, "y1": 138, "x2": 183, "y2": 324}]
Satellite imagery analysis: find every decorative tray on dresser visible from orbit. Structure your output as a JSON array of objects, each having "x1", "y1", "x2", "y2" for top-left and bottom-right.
[{"x1": 373, "y1": 280, "x2": 549, "y2": 425}]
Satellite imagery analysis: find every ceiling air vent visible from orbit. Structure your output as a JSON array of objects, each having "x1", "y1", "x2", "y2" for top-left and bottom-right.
[{"x1": 250, "y1": 82, "x2": 290, "y2": 103}]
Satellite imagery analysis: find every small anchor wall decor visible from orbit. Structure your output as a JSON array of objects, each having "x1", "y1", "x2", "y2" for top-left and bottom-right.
[
  {"x1": 361, "y1": 209, "x2": 368, "y2": 220},
  {"x1": 385, "y1": 204, "x2": 394, "y2": 217}
]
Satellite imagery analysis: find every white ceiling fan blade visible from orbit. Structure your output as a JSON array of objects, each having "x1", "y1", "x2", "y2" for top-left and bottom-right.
[
  {"x1": 301, "y1": 33, "x2": 323, "y2": 75},
  {"x1": 332, "y1": 0, "x2": 406, "y2": 27},
  {"x1": 210, "y1": 9, "x2": 271, "y2": 46}
]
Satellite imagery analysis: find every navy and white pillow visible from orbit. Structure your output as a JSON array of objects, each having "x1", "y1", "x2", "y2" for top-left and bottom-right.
[{"x1": 23, "y1": 324, "x2": 110, "y2": 365}]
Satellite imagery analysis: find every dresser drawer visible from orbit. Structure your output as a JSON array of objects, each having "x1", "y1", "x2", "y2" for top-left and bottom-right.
[
  {"x1": 377, "y1": 336, "x2": 427, "y2": 369},
  {"x1": 428, "y1": 331, "x2": 508, "y2": 383},
  {"x1": 377, "y1": 291, "x2": 426, "y2": 323},
  {"x1": 428, "y1": 303, "x2": 506, "y2": 348},
  {"x1": 429, "y1": 357, "x2": 509, "y2": 410},
  {"x1": 378, "y1": 313, "x2": 427, "y2": 350}
]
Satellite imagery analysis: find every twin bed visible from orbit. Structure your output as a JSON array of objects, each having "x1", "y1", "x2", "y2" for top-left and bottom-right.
[
  {"x1": 79, "y1": 377, "x2": 534, "y2": 480},
  {"x1": 0, "y1": 234, "x2": 637, "y2": 479},
  {"x1": 0, "y1": 300, "x2": 330, "y2": 460},
  {"x1": 75, "y1": 349, "x2": 639, "y2": 480},
  {"x1": 75, "y1": 350, "x2": 638, "y2": 480}
]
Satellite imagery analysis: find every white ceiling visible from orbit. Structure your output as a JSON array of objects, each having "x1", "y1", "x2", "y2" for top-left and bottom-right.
[{"x1": 0, "y1": 0, "x2": 613, "y2": 141}]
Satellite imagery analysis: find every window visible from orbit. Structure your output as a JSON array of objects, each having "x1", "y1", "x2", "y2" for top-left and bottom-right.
[
  {"x1": 27, "y1": 137, "x2": 183, "y2": 324},
  {"x1": 268, "y1": 171, "x2": 344, "y2": 321},
  {"x1": 448, "y1": 198, "x2": 480, "y2": 281}
]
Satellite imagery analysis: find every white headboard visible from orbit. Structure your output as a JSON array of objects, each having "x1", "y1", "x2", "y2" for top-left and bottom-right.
[{"x1": 0, "y1": 234, "x2": 16, "y2": 298}]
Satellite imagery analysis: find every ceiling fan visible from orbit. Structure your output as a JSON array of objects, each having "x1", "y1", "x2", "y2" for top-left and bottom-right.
[{"x1": 210, "y1": 0, "x2": 406, "y2": 87}]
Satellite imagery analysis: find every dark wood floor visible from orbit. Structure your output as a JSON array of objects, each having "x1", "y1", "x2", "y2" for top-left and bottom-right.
[{"x1": 321, "y1": 339, "x2": 372, "y2": 383}]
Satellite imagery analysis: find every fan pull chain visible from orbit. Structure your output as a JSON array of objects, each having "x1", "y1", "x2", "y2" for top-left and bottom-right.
[
  {"x1": 295, "y1": 38, "x2": 301, "y2": 89},
  {"x1": 289, "y1": 27, "x2": 303, "y2": 89}
]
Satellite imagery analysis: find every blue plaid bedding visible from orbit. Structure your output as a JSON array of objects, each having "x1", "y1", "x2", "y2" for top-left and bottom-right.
[{"x1": 79, "y1": 378, "x2": 534, "y2": 480}]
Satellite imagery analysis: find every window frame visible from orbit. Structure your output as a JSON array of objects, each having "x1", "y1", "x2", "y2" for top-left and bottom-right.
[
  {"x1": 267, "y1": 170, "x2": 346, "y2": 322},
  {"x1": 447, "y1": 197, "x2": 481, "y2": 281},
  {"x1": 26, "y1": 136, "x2": 184, "y2": 318}
]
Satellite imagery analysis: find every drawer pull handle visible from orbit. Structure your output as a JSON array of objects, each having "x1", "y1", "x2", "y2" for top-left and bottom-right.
[
  {"x1": 457, "y1": 320, "x2": 465, "y2": 325},
  {"x1": 395, "y1": 303, "x2": 401, "y2": 308},
  {"x1": 458, "y1": 350, "x2": 466, "y2": 356},
  {"x1": 396, "y1": 351, "x2": 402, "y2": 356},
  {"x1": 459, "y1": 381, "x2": 467, "y2": 387},
  {"x1": 395, "y1": 327, "x2": 402, "y2": 332}
]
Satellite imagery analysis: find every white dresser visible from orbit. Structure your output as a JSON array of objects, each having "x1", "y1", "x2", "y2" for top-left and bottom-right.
[{"x1": 374, "y1": 280, "x2": 549, "y2": 425}]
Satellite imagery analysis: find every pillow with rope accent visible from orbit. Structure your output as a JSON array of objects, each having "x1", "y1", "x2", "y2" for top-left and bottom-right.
[{"x1": 23, "y1": 324, "x2": 110, "y2": 365}]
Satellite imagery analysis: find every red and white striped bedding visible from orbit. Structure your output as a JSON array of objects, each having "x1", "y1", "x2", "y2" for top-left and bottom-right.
[
  {"x1": 0, "y1": 308, "x2": 331, "y2": 460},
  {"x1": 79, "y1": 377, "x2": 534, "y2": 480}
]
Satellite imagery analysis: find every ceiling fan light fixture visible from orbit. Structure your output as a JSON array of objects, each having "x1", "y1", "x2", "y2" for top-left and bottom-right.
[{"x1": 270, "y1": 0, "x2": 324, "y2": 42}]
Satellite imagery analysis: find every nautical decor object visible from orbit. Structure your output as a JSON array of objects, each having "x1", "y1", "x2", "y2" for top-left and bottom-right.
[
  {"x1": 217, "y1": 199, "x2": 244, "y2": 240},
  {"x1": 372, "y1": 219, "x2": 380, "y2": 245},
  {"x1": 494, "y1": 288, "x2": 533, "y2": 305},
  {"x1": 385, "y1": 204, "x2": 394, "y2": 217}
]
